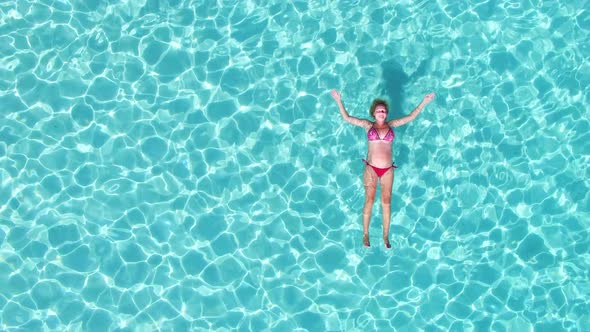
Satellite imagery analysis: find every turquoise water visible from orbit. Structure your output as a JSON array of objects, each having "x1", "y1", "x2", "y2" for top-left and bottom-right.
[{"x1": 0, "y1": 0, "x2": 589, "y2": 330}]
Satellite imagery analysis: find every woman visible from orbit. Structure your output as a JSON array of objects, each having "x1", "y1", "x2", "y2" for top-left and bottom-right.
[{"x1": 331, "y1": 89, "x2": 435, "y2": 248}]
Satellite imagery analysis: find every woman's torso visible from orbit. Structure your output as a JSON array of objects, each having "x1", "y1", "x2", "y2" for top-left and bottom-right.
[{"x1": 366, "y1": 123, "x2": 394, "y2": 167}]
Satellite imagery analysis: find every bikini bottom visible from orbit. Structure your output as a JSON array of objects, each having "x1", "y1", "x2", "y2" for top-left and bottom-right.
[{"x1": 362, "y1": 159, "x2": 397, "y2": 177}]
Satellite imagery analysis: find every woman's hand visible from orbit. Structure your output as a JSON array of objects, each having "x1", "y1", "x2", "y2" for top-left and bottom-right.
[
  {"x1": 423, "y1": 92, "x2": 435, "y2": 104},
  {"x1": 330, "y1": 89, "x2": 342, "y2": 103}
]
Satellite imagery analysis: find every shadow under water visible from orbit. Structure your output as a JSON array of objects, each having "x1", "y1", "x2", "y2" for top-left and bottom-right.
[{"x1": 380, "y1": 58, "x2": 431, "y2": 115}]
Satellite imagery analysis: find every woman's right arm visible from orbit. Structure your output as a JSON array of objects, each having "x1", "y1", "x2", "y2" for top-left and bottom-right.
[{"x1": 330, "y1": 90, "x2": 372, "y2": 128}]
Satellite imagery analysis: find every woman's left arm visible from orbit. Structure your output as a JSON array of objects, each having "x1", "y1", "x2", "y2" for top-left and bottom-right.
[{"x1": 388, "y1": 93, "x2": 435, "y2": 127}]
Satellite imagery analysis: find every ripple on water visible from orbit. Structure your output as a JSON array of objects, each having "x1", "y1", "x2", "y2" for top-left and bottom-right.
[{"x1": 456, "y1": 182, "x2": 482, "y2": 208}]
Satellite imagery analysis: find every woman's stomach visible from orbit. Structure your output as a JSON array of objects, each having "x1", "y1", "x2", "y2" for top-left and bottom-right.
[{"x1": 366, "y1": 143, "x2": 393, "y2": 167}]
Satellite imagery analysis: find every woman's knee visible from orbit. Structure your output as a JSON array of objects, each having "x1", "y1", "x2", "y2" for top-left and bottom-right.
[{"x1": 381, "y1": 194, "x2": 391, "y2": 204}]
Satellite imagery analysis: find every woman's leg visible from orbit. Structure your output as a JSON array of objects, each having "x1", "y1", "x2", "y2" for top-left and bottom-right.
[
  {"x1": 362, "y1": 165, "x2": 378, "y2": 246},
  {"x1": 379, "y1": 168, "x2": 395, "y2": 248}
]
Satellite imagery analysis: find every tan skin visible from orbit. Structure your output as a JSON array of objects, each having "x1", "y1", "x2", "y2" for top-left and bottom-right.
[{"x1": 331, "y1": 90, "x2": 435, "y2": 248}]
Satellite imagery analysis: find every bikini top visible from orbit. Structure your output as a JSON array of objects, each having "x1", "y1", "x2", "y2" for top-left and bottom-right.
[{"x1": 367, "y1": 125, "x2": 395, "y2": 142}]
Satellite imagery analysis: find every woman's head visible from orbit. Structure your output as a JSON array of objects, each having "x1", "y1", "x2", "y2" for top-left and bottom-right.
[{"x1": 369, "y1": 99, "x2": 389, "y2": 118}]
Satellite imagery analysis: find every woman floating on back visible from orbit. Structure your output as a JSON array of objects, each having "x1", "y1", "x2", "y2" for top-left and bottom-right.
[{"x1": 331, "y1": 89, "x2": 435, "y2": 248}]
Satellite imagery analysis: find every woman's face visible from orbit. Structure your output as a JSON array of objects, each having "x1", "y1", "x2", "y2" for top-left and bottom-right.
[{"x1": 374, "y1": 105, "x2": 388, "y2": 120}]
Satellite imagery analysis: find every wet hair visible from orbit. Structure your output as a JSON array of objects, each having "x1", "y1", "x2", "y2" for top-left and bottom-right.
[{"x1": 369, "y1": 99, "x2": 389, "y2": 118}]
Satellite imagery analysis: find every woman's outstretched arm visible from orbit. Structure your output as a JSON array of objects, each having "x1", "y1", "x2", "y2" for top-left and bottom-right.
[
  {"x1": 331, "y1": 90, "x2": 372, "y2": 129},
  {"x1": 388, "y1": 92, "x2": 435, "y2": 128}
]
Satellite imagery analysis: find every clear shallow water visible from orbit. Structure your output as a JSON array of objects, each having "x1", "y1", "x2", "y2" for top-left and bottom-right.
[{"x1": 0, "y1": 0, "x2": 589, "y2": 330}]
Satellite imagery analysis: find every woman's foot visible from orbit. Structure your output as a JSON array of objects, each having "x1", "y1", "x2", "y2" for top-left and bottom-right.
[
  {"x1": 383, "y1": 236, "x2": 391, "y2": 249},
  {"x1": 363, "y1": 234, "x2": 371, "y2": 247}
]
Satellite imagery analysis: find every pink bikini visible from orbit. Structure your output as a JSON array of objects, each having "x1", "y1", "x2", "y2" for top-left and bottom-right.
[
  {"x1": 367, "y1": 126, "x2": 395, "y2": 142},
  {"x1": 363, "y1": 125, "x2": 397, "y2": 177}
]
